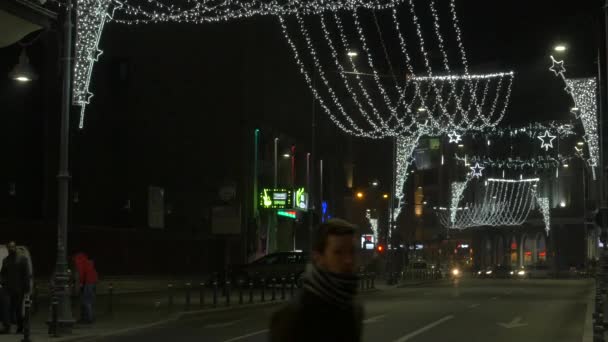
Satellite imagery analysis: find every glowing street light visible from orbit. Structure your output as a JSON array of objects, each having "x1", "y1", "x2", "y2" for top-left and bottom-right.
[
  {"x1": 347, "y1": 51, "x2": 358, "y2": 57},
  {"x1": 356, "y1": 192, "x2": 364, "y2": 199},
  {"x1": 383, "y1": 194, "x2": 389, "y2": 199},
  {"x1": 554, "y1": 44, "x2": 567, "y2": 52}
]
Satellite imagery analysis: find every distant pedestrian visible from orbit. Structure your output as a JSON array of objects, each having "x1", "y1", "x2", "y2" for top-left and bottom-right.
[
  {"x1": 73, "y1": 253, "x2": 98, "y2": 324},
  {"x1": 0, "y1": 241, "x2": 30, "y2": 334},
  {"x1": 270, "y1": 218, "x2": 363, "y2": 342}
]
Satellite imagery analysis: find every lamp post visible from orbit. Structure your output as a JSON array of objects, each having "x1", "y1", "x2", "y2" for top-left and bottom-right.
[{"x1": 51, "y1": 0, "x2": 75, "y2": 332}]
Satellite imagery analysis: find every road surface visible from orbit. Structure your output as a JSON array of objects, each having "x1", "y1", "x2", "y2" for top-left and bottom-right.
[{"x1": 93, "y1": 278, "x2": 593, "y2": 342}]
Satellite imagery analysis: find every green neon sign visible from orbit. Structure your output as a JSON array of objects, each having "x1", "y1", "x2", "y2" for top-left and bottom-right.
[{"x1": 277, "y1": 210, "x2": 297, "y2": 219}]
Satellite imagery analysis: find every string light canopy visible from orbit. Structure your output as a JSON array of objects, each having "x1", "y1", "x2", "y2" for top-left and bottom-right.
[
  {"x1": 437, "y1": 178, "x2": 549, "y2": 234},
  {"x1": 60, "y1": 0, "x2": 416, "y2": 128},
  {"x1": 455, "y1": 154, "x2": 579, "y2": 171},
  {"x1": 279, "y1": 0, "x2": 514, "y2": 139},
  {"x1": 549, "y1": 56, "x2": 599, "y2": 173}
]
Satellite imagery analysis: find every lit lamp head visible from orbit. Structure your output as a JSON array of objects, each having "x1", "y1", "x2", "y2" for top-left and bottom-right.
[{"x1": 9, "y1": 49, "x2": 38, "y2": 82}]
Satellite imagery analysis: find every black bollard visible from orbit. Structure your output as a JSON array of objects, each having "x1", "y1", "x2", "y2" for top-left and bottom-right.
[
  {"x1": 199, "y1": 282, "x2": 205, "y2": 308},
  {"x1": 281, "y1": 277, "x2": 286, "y2": 300},
  {"x1": 371, "y1": 273, "x2": 375, "y2": 289},
  {"x1": 50, "y1": 296, "x2": 58, "y2": 337},
  {"x1": 271, "y1": 278, "x2": 276, "y2": 301},
  {"x1": 239, "y1": 280, "x2": 244, "y2": 305},
  {"x1": 167, "y1": 284, "x2": 174, "y2": 312},
  {"x1": 185, "y1": 283, "x2": 191, "y2": 311},
  {"x1": 213, "y1": 281, "x2": 218, "y2": 307},
  {"x1": 249, "y1": 280, "x2": 254, "y2": 304},
  {"x1": 21, "y1": 295, "x2": 31, "y2": 342},
  {"x1": 226, "y1": 281, "x2": 231, "y2": 306},
  {"x1": 261, "y1": 278, "x2": 266, "y2": 302},
  {"x1": 290, "y1": 275, "x2": 295, "y2": 298},
  {"x1": 108, "y1": 283, "x2": 114, "y2": 316}
]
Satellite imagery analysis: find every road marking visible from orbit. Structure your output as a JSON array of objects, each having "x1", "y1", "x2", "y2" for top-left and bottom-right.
[
  {"x1": 498, "y1": 316, "x2": 528, "y2": 329},
  {"x1": 468, "y1": 303, "x2": 480, "y2": 309},
  {"x1": 223, "y1": 329, "x2": 268, "y2": 342},
  {"x1": 364, "y1": 315, "x2": 386, "y2": 324},
  {"x1": 205, "y1": 320, "x2": 242, "y2": 328},
  {"x1": 392, "y1": 315, "x2": 454, "y2": 342}
]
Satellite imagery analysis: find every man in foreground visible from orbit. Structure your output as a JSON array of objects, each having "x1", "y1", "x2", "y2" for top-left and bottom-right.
[{"x1": 270, "y1": 218, "x2": 363, "y2": 342}]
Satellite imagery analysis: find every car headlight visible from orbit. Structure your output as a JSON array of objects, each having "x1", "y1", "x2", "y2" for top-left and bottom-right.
[
  {"x1": 477, "y1": 271, "x2": 482, "y2": 275},
  {"x1": 486, "y1": 270, "x2": 492, "y2": 275},
  {"x1": 509, "y1": 271, "x2": 514, "y2": 275},
  {"x1": 452, "y1": 269, "x2": 460, "y2": 276},
  {"x1": 517, "y1": 270, "x2": 525, "y2": 276}
]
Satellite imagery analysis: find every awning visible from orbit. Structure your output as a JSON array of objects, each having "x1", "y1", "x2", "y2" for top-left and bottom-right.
[{"x1": 0, "y1": 0, "x2": 57, "y2": 48}]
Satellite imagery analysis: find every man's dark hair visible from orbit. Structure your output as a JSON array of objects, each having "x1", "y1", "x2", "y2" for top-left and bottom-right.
[{"x1": 312, "y1": 218, "x2": 357, "y2": 254}]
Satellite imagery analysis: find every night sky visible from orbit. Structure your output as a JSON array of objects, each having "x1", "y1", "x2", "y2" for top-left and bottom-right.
[{"x1": 0, "y1": 0, "x2": 602, "y2": 224}]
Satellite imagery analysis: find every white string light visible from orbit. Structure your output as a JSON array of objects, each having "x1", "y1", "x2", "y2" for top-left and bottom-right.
[
  {"x1": 448, "y1": 131, "x2": 462, "y2": 144},
  {"x1": 438, "y1": 178, "x2": 542, "y2": 230},
  {"x1": 537, "y1": 130, "x2": 557, "y2": 151},
  {"x1": 549, "y1": 56, "x2": 599, "y2": 170}
]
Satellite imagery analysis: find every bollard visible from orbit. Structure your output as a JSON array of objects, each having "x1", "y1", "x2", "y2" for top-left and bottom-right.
[
  {"x1": 281, "y1": 277, "x2": 286, "y2": 300},
  {"x1": 50, "y1": 296, "x2": 58, "y2": 337},
  {"x1": 239, "y1": 280, "x2": 244, "y2": 305},
  {"x1": 108, "y1": 283, "x2": 114, "y2": 316},
  {"x1": 371, "y1": 273, "x2": 375, "y2": 289},
  {"x1": 21, "y1": 295, "x2": 31, "y2": 342},
  {"x1": 199, "y1": 282, "x2": 205, "y2": 308},
  {"x1": 261, "y1": 278, "x2": 266, "y2": 302},
  {"x1": 213, "y1": 281, "x2": 218, "y2": 307},
  {"x1": 367, "y1": 275, "x2": 371, "y2": 289},
  {"x1": 167, "y1": 284, "x2": 174, "y2": 312},
  {"x1": 271, "y1": 278, "x2": 276, "y2": 301},
  {"x1": 226, "y1": 281, "x2": 231, "y2": 306},
  {"x1": 290, "y1": 275, "x2": 295, "y2": 298},
  {"x1": 249, "y1": 280, "x2": 254, "y2": 304},
  {"x1": 185, "y1": 283, "x2": 191, "y2": 311}
]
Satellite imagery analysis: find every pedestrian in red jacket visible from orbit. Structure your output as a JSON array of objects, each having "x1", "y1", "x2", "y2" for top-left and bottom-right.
[{"x1": 72, "y1": 253, "x2": 98, "y2": 323}]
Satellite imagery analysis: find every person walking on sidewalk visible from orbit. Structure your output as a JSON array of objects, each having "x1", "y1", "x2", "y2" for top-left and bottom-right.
[
  {"x1": 0, "y1": 241, "x2": 30, "y2": 334},
  {"x1": 269, "y1": 218, "x2": 363, "y2": 342},
  {"x1": 73, "y1": 253, "x2": 98, "y2": 324}
]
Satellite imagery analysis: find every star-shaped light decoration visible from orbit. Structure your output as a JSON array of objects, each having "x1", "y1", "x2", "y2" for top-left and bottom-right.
[
  {"x1": 549, "y1": 57, "x2": 566, "y2": 77},
  {"x1": 470, "y1": 163, "x2": 484, "y2": 178},
  {"x1": 537, "y1": 130, "x2": 557, "y2": 151},
  {"x1": 448, "y1": 131, "x2": 462, "y2": 144}
]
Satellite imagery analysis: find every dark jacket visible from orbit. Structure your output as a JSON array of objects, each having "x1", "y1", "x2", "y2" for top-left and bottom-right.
[
  {"x1": 270, "y1": 288, "x2": 364, "y2": 342},
  {"x1": 1, "y1": 253, "x2": 30, "y2": 294}
]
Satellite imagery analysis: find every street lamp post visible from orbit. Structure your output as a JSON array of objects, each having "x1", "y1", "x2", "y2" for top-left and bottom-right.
[{"x1": 51, "y1": 0, "x2": 75, "y2": 332}]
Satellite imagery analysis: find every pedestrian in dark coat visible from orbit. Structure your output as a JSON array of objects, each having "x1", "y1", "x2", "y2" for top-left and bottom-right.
[
  {"x1": 0, "y1": 242, "x2": 30, "y2": 334},
  {"x1": 270, "y1": 218, "x2": 363, "y2": 342}
]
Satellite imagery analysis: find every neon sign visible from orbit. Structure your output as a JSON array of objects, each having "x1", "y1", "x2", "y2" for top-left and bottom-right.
[{"x1": 259, "y1": 188, "x2": 293, "y2": 209}]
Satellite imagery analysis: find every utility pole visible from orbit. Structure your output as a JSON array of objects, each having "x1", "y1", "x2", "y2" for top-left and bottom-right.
[{"x1": 51, "y1": 0, "x2": 75, "y2": 332}]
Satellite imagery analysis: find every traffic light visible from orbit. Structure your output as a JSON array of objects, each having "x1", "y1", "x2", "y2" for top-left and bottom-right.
[{"x1": 377, "y1": 245, "x2": 384, "y2": 253}]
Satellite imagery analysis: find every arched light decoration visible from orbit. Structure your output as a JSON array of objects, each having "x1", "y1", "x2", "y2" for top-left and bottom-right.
[
  {"x1": 279, "y1": 0, "x2": 514, "y2": 139},
  {"x1": 436, "y1": 178, "x2": 547, "y2": 232},
  {"x1": 549, "y1": 56, "x2": 599, "y2": 178},
  {"x1": 65, "y1": 0, "x2": 414, "y2": 128},
  {"x1": 392, "y1": 135, "x2": 421, "y2": 221}
]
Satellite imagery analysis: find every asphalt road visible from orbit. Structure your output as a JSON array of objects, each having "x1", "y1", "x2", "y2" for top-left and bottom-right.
[{"x1": 93, "y1": 278, "x2": 593, "y2": 342}]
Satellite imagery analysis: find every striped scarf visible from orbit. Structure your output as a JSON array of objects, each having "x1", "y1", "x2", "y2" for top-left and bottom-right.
[{"x1": 302, "y1": 263, "x2": 359, "y2": 309}]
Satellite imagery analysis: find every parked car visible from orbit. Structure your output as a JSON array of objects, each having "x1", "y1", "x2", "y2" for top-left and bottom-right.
[
  {"x1": 232, "y1": 252, "x2": 309, "y2": 286},
  {"x1": 475, "y1": 266, "x2": 493, "y2": 278}
]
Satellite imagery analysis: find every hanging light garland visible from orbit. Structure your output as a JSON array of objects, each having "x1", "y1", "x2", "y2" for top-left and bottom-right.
[
  {"x1": 393, "y1": 135, "x2": 422, "y2": 220},
  {"x1": 279, "y1": 0, "x2": 514, "y2": 139},
  {"x1": 455, "y1": 154, "x2": 579, "y2": 170},
  {"x1": 73, "y1": 0, "x2": 119, "y2": 129},
  {"x1": 466, "y1": 122, "x2": 576, "y2": 139},
  {"x1": 548, "y1": 56, "x2": 599, "y2": 172},
  {"x1": 437, "y1": 178, "x2": 544, "y2": 231}
]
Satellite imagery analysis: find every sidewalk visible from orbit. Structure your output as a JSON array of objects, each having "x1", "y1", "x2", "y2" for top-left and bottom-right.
[{"x1": 3, "y1": 283, "x2": 382, "y2": 341}]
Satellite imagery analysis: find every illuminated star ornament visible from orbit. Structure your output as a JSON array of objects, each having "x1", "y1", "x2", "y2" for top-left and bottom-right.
[
  {"x1": 537, "y1": 130, "x2": 557, "y2": 151},
  {"x1": 448, "y1": 131, "x2": 462, "y2": 144},
  {"x1": 549, "y1": 57, "x2": 566, "y2": 77},
  {"x1": 470, "y1": 163, "x2": 485, "y2": 178}
]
